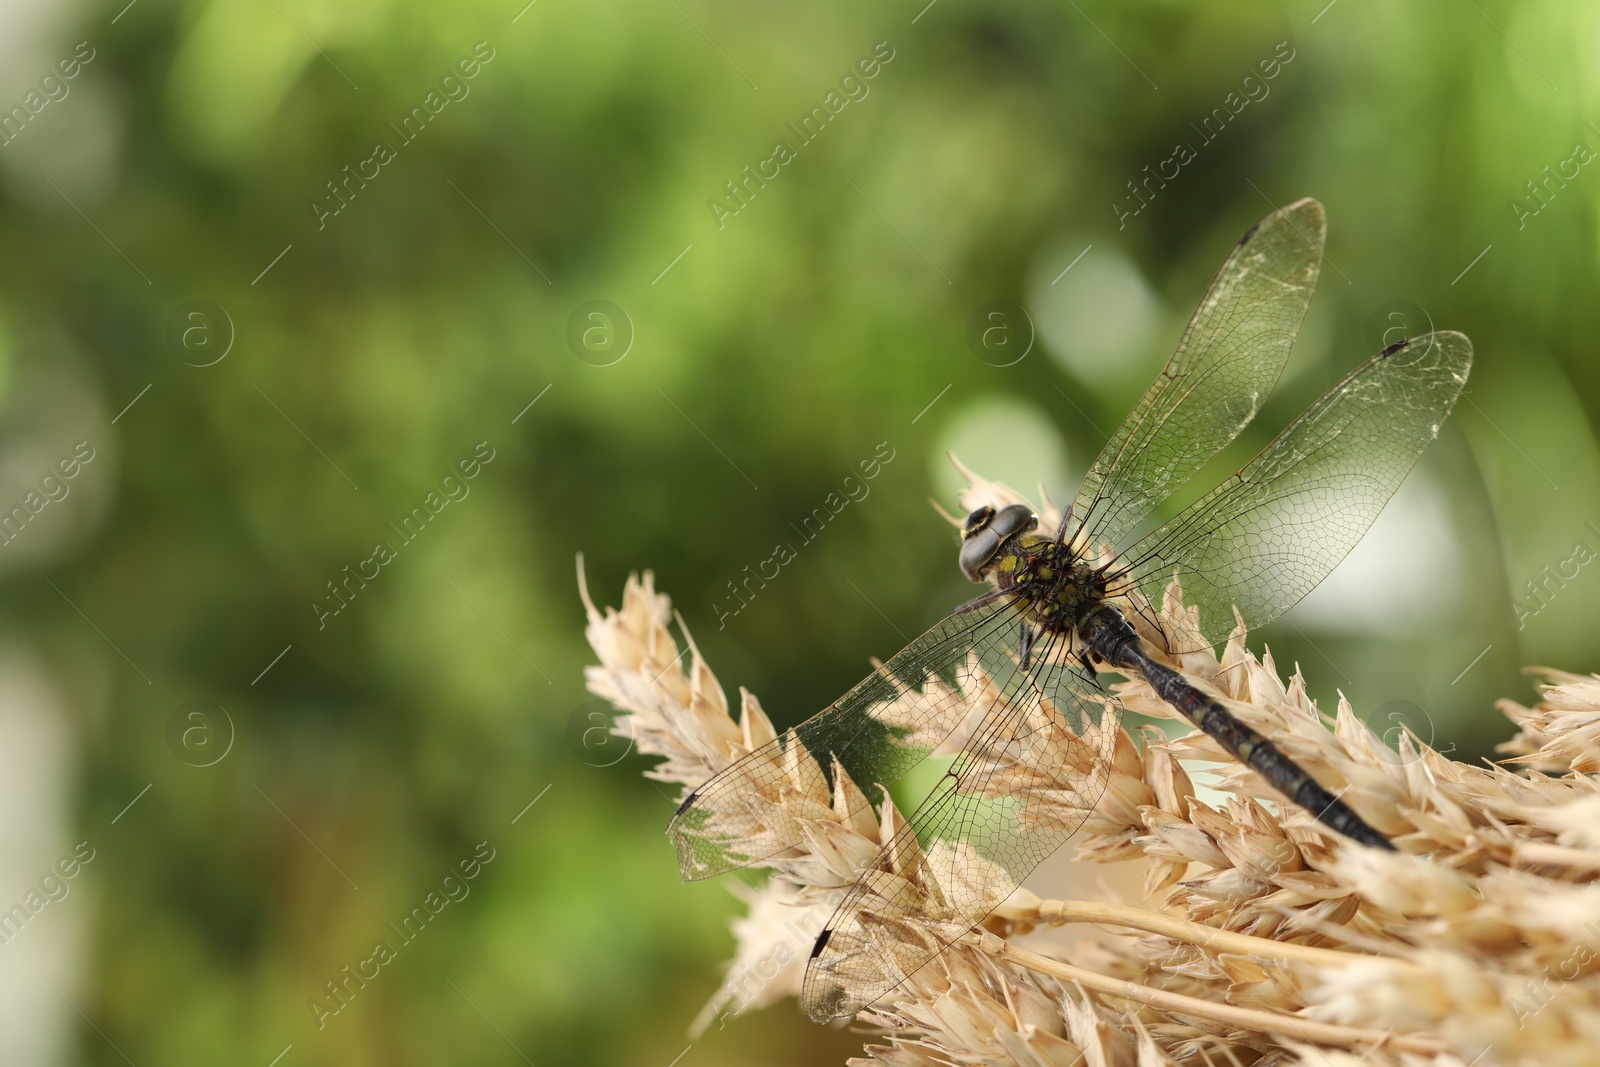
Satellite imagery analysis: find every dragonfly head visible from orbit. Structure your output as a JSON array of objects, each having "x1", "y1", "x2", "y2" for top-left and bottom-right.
[{"x1": 959, "y1": 503, "x2": 1037, "y2": 582}]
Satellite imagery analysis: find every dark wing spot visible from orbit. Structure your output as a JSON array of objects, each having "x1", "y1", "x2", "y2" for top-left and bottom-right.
[
  {"x1": 1237, "y1": 221, "x2": 1261, "y2": 245},
  {"x1": 810, "y1": 928, "x2": 832, "y2": 959},
  {"x1": 674, "y1": 791, "x2": 698, "y2": 816},
  {"x1": 1380, "y1": 338, "x2": 1411, "y2": 357}
]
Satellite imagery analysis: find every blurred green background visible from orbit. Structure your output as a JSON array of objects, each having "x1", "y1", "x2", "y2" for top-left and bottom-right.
[{"x1": 0, "y1": 0, "x2": 1595, "y2": 1063}]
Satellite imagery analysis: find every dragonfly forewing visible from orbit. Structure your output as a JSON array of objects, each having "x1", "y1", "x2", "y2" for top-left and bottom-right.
[
  {"x1": 1114, "y1": 330, "x2": 1474, "y2": 651},
  {"x1": 1069, "y1": 198, "x2": 1326, "y2": 553}
]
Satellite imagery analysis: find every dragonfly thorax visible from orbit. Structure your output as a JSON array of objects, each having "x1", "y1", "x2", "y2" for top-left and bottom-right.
[{"x1": 959, "y1": 504, "x2": 1105, "y2": 635}]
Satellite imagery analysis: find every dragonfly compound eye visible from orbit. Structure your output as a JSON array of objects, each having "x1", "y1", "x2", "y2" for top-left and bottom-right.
[
  {"x1": 961, "y1": 506, "x2": 995, "y2": 538},
  {"x1": 988, "y1": 504, "x2": 1037, "y2": 540},
  {"x1": 958, "y1": 504, "x2": 1036, "y2": 582}
]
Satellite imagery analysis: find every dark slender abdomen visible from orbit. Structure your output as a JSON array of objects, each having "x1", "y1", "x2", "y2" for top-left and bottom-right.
[{"x1": 1081, "y1": 607, "x2": 1395, "y2": 851}]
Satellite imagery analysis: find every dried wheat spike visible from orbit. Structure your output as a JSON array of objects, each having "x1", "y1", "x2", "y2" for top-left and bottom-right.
[{"x1": 581, "y1": 472, "x2": 1600, "y2": 1067}]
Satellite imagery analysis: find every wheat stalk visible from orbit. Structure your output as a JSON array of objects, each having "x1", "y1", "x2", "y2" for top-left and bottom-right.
[{"x1": 580, "y1": 473, "x2": 1600, "y2": 1067}]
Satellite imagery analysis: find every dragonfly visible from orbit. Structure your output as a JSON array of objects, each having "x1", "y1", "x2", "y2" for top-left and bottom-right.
[{"x1": 668, "y1": 198, "x2": 1472, "y2": 1022}]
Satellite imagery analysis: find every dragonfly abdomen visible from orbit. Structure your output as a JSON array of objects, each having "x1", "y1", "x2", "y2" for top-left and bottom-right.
[{"x1": 1081, "y1": 606, "x2": 1395, "y2": 851}]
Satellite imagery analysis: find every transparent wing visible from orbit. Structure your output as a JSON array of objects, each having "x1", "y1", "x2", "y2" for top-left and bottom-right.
[
  {"x1": 669, "y1": 593, "x2": 1041, "y2": 880},
  {"x1": 1114, "y1": 330, "x2": 1473, "y2": 651},
  {"x1": 801, "y1": 627, "x2": 1119, "y2": 1021},
  {"x1": 1067, "y1": 198, "x2": 1326, "y2": 553}
]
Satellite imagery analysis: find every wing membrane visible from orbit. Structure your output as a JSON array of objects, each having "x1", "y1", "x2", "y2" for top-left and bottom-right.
[
  {"x1": 1068, "y1": 198, "x2": 1326, "y2": 553},
  {"x1": 670, "y1": 594, "x2": 1041, "y2": 880},
  {"x1": 801, "y1": 629, "x2": 1119, "y2": 1020},
  {"x1": 1115, "y1": 331, "x2": 1473, "y2": 650}
]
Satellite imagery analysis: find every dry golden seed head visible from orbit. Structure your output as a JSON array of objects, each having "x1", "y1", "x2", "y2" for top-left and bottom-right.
[
  {"x1": 1524, "y1": 795, "x2": 1600, "y2": 850},
  {"x1": 853, "y1": 951, "x2": 1087, "y2": 1067},
  {"x1": 1174, "y1": 866, "x2": 1270, "y2": 905},
  {"x1": 689, "y1": 878, "x2": 832, "y2": 1036},
  {"x1": 1140, "y1": 739, "x2": 1196, "y2": 818},
  {"x1": 1270, "y1": 870, "x2": 1355, "y2": 904},
  {"x1": 1139, "y1": 808, "x2": 1229, "y2": 868},
  {"x1": 738, "y1": 688, "x2": 778, "y2": 748},
  {"x1": 1142, "y1": 859, "x2": 1190, "y2": 899},
  {"x1": 1324, "y1": 847, "x2": 1478, "y2": 917},
  {"x1": 582, "y1": 468, "x2": 1600, "y2": 1064}
]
